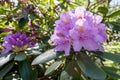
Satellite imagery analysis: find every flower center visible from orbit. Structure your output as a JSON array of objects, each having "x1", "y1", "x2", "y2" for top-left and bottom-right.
[
  {"x1": 94, "y1": 21, "x2": 97, "y2": 26},
  {"x1": 58, "y1": 32, "x2": 65, "y2": 37},
  {"x1": 78, "y1": 14, "x2": 83, "y2": 19},
  {"x1": 13, "y1": 45, "x2": 28, "y2": 53},
  {"x1": 78, "y1": 26, "x2": 84, "y2": 32},
  {"x1": 63, "y1": 17, "x2": 69, "y2": 24}
]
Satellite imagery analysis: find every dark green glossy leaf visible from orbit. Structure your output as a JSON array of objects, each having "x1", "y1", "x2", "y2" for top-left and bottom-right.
[
  {"x1": 0, "y1": 62, "x2": 14, "y2": 79},
  {"x1": 39, "y1": 44, "x2": 47, "y2": 49},
  {"x1": 15, "y1": 53, "x2": 26, "y2": 61},
  {"x1": 32, "y1": 68, "x2": 38, "y2": 80},
  {"x1": 45, "y1": 59, "x2": 63, "y2": 75},
  {"x1": 101, "y1": 52, "x2": 120, "y2": 63},
  {"x1": 32, "y1": 49, "x2": 62, "y2": 65},
  {"x1": 98, "y1": 7, "x2": 108, "y2": 14},
  {"x1": 0, "y1": 53, "x2": 15, "y2": 67},
  {"x1": 29, "y1": 14, "x2": 35, "y2": 20},
  {"x1": 76, "y1": 53, "x2": 106, "y2": 80},
  {"x1": 4, "y1": 74, "x2": 20, "y2": 80},
  {"x1": 60, "y1": 60, "x2": 82, "y2": 80},
  {"x1": 19, "y1": 60, "x2": 34, "y2": 80},
  {"x1": 102, "y1": 66, "x2": 120, "y2": 79},
  {"x1": 108, "y1": 0, "x2": 112, "y2": 3},
  {"x1": 18, "y1": 14, "x2": 28, "y2": 29},
  {"x1": 107, "y1": 10, "x2": 120, "y2": 18},
  {"x1": 106, "y1": 22, "x2": 120, "y2": 31}
]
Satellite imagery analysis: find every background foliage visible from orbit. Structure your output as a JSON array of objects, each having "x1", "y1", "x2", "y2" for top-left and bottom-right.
[{"x1": 0, "y1": 0, "x2": 120, "y2": 80}]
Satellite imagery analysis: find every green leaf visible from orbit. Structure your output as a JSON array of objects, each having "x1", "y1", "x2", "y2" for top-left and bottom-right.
[
  {"x1": 0, "y1": 62, "x2": 14, "y2": 79},
  {"x1": 32, "y1": 49, "x2": 62, "y2": 65},
  {"x1": 102, "y1": 66, "x2": 120, "y2": 79},
  {"x1": 29, "y1": 14, "x2": 35, "y2": 20},
  {"x1": 108, "y1": 0, "x2": 112, "y2": 3},
  {"x1": 4, "y1": 74, "x2": 20, "y2": 80},
  {"x1": 106, "y1": 22, "x2": 120, "y2": 31},
  {"x1": 15, "y1": 53, "x2": 26, "y2": 61},
  {"x1": 19, "y1": 60, "x2": 34, "y2": 80},
  {"x1": 0, "y1": 9, "x2": 6, "y2": 14},
  {"x1": 29, "y1": 50, "x2": 42, "y2": 55},
  {"x1": 0, "y1": 5, "x2": 6, "y2": 14},
  {"x1": 45, "y1": 59, "x2": 63, "y2": 75},
  {"x1": 18, "y1": 14, "x2": 28, "y2": 29},
  {"x1": 101, "y1": 52, "x2": 120, "y2": 63},
  {"x1": 39, "y1": 44, "x2": 47, "y2": 49},
  {"x1": 98, "y1": 7, "x2": 108, "y2": 14},
  {"x1": 12, "y1": 7, "x2": 21, "y2": 13},
  {"x1": 60, "y1": 60, "x2": 82, "y2": 80},
  {"x1": 49, "y1": 0, "x2": 55, "y2": 8},
  {"x1": 0, "y1": 53, "x2": 15, "y2": 67},
  {"x1": 27, "y1": 44, "x2": 47, "y2": 50},
  {"x1": 107, "y1": 10, "x2": 120, "y2": 18},
  {"x1": 0, "y1": 5, "x2": 4, "y2": 9},
  {"x1": 0, "y1": 32, "x2": 10, "y2": 37},
  {"x1": 32, "y1": 68, "x2": 38, "y2": 80},
  {"x1": 76, "y1": 53, "x2": 106, "y2": 80}
]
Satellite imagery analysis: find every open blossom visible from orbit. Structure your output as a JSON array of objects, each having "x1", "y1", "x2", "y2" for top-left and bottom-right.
[
  {"x1": 51, "y1": 11, "x2": 74, "y2": 56},
  {"x1": 51, "y1": 6, "x2": 107, "y2": 56},
  {"x1": 2, "y1": 32, "x2": 30, "y2": 54}
]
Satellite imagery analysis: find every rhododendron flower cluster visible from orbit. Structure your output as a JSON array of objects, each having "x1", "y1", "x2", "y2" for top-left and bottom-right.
[
  {"x1": 51, "y1": 7, "x2": 107, "y2": 56},
  {"x1": 2, "y1": 32, "x2": 30, "y2": 54}
]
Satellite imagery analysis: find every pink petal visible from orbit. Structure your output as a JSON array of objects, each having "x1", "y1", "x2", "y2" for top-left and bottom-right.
[
  {"x1": 64, "y1": 43, "x2": 71, "y2": 56},
  {"x1": 55, "y1": 42, "x2": 70, "y2": 56},
  {"x1": 95, "y1": 35, "x2": 105, "y2": 43},
  {"x1": 82, "y1": 39, "x2": 99, "y2": 51},
  {"x1": 75, "y1": 7, "x2": 85, "y2": 18},
  {"x1": 73, "y1": 40, "x2": 82, "y2": 51}
]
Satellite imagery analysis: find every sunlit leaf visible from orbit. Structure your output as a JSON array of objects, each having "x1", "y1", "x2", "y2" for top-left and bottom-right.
[
  {"x1": 45, "y1": 58, "x2": 63, "y2": 75},
  {"x1": 0, "y1": 53, "x2": 15, "y2": 67},
  {"x1": 107, "y1": 10, "x2": 120, "y2": 18},
  {"x1": 32, "y1": 49, "x2": 62, "y2": 65}
]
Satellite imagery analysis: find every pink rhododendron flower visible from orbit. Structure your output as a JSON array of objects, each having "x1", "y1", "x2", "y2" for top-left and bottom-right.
[
  {"x1": 51, "y1": 6, "x2": 107, "y2": 56},
  {"x1": 1, "y1": 32, "x2": 34, "y2": 54}
]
